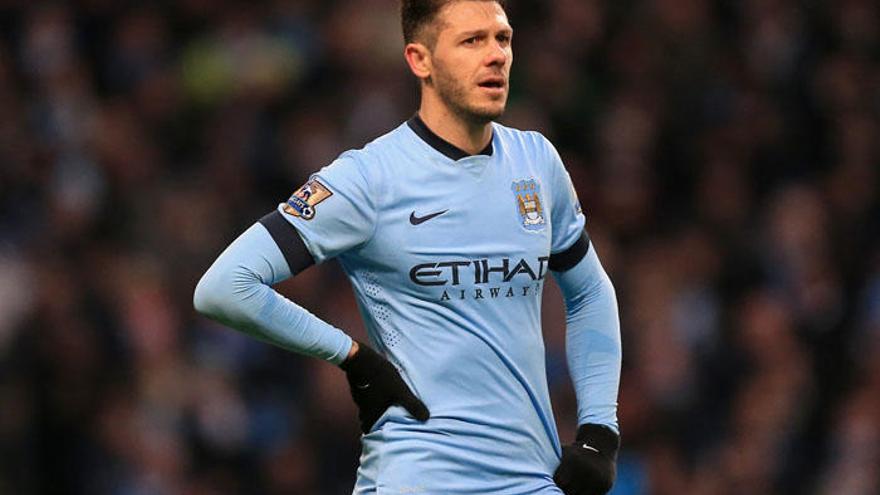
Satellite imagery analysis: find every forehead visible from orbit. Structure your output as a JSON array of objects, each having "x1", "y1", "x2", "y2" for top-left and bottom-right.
[{"x1": 436, "y1": 1, "x2": 511, "y2": 34}]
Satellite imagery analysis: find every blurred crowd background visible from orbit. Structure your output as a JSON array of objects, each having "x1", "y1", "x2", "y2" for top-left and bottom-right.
[{"x1": 1, "y1": 0, "x2": 878, "y2": 494}]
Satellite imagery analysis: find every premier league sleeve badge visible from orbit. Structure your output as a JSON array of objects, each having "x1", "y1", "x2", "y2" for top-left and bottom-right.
[{"x1": 283, "y1": 178, "x2": 333, "y2": 220}]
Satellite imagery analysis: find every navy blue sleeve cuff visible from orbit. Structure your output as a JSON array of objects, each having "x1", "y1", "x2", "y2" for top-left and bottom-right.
[
  {"x1": 548, "y1": 229, "x2": 591, "y2": 272},
  {"x1": 258, "y1": 210, "x2": 315, "y2": 275}
]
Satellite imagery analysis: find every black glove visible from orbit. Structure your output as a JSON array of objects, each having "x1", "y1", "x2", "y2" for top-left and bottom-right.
[
  {"x1": 554, "y1": 423, "x2": 620, "y2": 495},
  {"x1": 340, "y1": 341, "x2": 430, "y2": 433}
]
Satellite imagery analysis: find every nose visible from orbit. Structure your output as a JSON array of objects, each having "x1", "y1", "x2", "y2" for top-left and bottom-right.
[{"x1": 485, "y1": 40, "x2": 509, "y2": 68}]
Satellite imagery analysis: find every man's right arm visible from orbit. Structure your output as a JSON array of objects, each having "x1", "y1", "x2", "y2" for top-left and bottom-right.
[
  {"x1": 193, "y1": 214, "x2": 354, "y2": 364},
  {"x1": 193, "y1": 211, "x2": 429, "y2": 432},
  {"x1": 195, "y1": 151, "x2": 379, "y2": 362}
]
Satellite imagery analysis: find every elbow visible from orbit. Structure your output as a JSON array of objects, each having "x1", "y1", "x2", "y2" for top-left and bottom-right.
[
  {"x1": 193, "y1": 273, "x2": 214, "y2": 316},
  {"x1": 193, "y1": 268, "x2": 225, "y2": 319},
  {"x1": 194, "y1": 263, "x2": 263, "y2": 326}
]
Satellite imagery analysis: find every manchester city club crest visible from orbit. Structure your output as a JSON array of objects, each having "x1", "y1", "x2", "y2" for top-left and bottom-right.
[
  {"x1": 283, "y1": 178, "x2": 333, "y2": 220},
  {"x1": 511, "y1": 179, "x2": 545, "y2": 231}
]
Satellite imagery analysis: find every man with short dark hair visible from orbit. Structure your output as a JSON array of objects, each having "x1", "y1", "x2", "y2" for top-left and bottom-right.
[{"x1": 194, "y1": 1, "x2": 621, "y2": 493}]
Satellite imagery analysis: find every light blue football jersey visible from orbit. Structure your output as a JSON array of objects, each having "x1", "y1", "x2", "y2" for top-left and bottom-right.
[{"x1": 278, "y1": 116, "x2": 587, "y2": 494}]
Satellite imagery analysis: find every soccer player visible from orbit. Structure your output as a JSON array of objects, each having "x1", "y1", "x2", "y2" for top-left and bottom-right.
[{"x1": 193, "y1": 0, "x2": 622, "y2": 493}]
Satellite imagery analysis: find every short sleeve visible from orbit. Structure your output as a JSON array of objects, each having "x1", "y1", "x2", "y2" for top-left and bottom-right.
[
  {"x1": 544, "y1": 138, "x2": 586, "y2": 255},
  {"x1": 277, "y1": 152, "x2": 377, "y2": 264}
]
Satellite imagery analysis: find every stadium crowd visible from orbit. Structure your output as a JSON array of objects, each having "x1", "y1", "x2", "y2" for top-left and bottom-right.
[{"x1": 0, "y1": 0, "x2": 878, "y2": 494}]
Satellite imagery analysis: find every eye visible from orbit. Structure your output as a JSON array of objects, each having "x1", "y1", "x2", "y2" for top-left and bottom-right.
[
  {"x1": 497, "y1": 33, "x2": 512, "y2": 46},
  {"x1": 463, "y1": 36, "x2": 479, "y2": 45}
]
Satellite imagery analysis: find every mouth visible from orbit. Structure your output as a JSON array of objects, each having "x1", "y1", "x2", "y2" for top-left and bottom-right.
[{"x1": 477, "y1": 76, "x2": 507, "y2": 94}]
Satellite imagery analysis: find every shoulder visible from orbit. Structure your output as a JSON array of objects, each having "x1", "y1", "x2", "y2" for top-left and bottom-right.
[
  {"x1": 335, "y1": 122, "x2": 412, "y2": 165},
  {"x1": 493, "y1": 122, "x2": 557, "y2": 154},
  {"x1": 492, "y1": 122, "x2": 562, "y2": 166},
  {"x1": 312, "y1": 122, "x2": 412, "y2": 198}
]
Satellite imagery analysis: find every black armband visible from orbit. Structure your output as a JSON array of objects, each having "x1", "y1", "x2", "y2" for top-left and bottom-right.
[
  {"x1": 548, "y1": 229, "x2": 591, "y2": 272},
  {"x1": 258, "y1": 210, "x2": 315, "y2": 275}
]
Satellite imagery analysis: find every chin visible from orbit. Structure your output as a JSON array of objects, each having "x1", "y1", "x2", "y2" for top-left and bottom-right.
[
  {"x1": 467, "y1": 103, "x2": 506, "y2": 123},
  {"x1": 482, "y1": 108, "x2": 506, "y2": 122}
]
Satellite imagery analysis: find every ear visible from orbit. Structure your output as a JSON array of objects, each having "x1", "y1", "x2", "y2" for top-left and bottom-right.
[{"x1": 404, "y1": 42, "x2": 432, "y2": 80}]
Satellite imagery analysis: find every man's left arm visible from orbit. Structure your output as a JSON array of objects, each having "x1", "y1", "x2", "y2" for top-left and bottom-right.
[
  {"x1": 553, "y1": 238, "x2": 621, "y2": 432},
  {"x1": 539, "y1": 133, "x2": 621, "y2": 494},
  {"x1": 551, "y1": 239, "x2": 622, "y2": 495}
]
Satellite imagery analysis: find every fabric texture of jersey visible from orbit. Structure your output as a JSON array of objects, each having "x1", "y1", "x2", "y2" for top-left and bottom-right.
[{"x1": 278, "y1": 119, "x2": 599, "y2": 494}]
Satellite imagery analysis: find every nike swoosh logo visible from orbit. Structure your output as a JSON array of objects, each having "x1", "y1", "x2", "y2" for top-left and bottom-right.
[
  {"x1": 581, "y1": 443, "x2": 599, "y2": 453},
  {"x1": 409, "y1": 209, "x2": 448, "y2": 225}
]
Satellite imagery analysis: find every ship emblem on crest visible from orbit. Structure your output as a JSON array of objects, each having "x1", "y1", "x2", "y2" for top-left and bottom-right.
[{"x1": 512, "y1": 179, "x2": 545, "y2": 231}]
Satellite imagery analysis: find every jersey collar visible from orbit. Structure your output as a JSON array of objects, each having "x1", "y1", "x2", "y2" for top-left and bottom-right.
[{"x1": 407, "y1": 114, "x2": 494, "y2": 161}]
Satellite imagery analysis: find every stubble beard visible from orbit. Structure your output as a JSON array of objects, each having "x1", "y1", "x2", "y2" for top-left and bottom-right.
[{"x1": 431, "y1": 63, "x2": 506, "y2": 125}]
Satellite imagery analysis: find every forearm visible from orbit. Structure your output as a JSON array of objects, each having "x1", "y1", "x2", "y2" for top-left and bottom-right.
[
  {"x1": 553, "y1": 246, "x2": 622, "y2": 432},
  {"x1": 193, "y1": 222, "x2": 353, "y2": 364}
]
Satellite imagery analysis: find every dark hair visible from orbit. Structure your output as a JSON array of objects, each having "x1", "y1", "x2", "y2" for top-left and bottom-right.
[{"x1": 400, "y1": 0, "x2": 506, "y2": 45}]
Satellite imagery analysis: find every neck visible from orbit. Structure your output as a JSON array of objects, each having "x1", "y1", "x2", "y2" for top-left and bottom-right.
[{"x1": 418, "y1": 94, "x2": 493, "y2": 156}]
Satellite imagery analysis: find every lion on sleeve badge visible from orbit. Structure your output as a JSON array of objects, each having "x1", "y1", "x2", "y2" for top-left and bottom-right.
[
  {"x1": 512, "y1": 179, "x2": 545, "y2": 231},
  {"x1": 283, "y1": 178, "x2": 333, "y2": 220}
]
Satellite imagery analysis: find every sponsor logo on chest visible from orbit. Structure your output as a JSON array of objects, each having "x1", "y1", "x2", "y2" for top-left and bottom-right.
[{"x1": 409, "y1": 256, "x2": 549, "y2": 302}]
